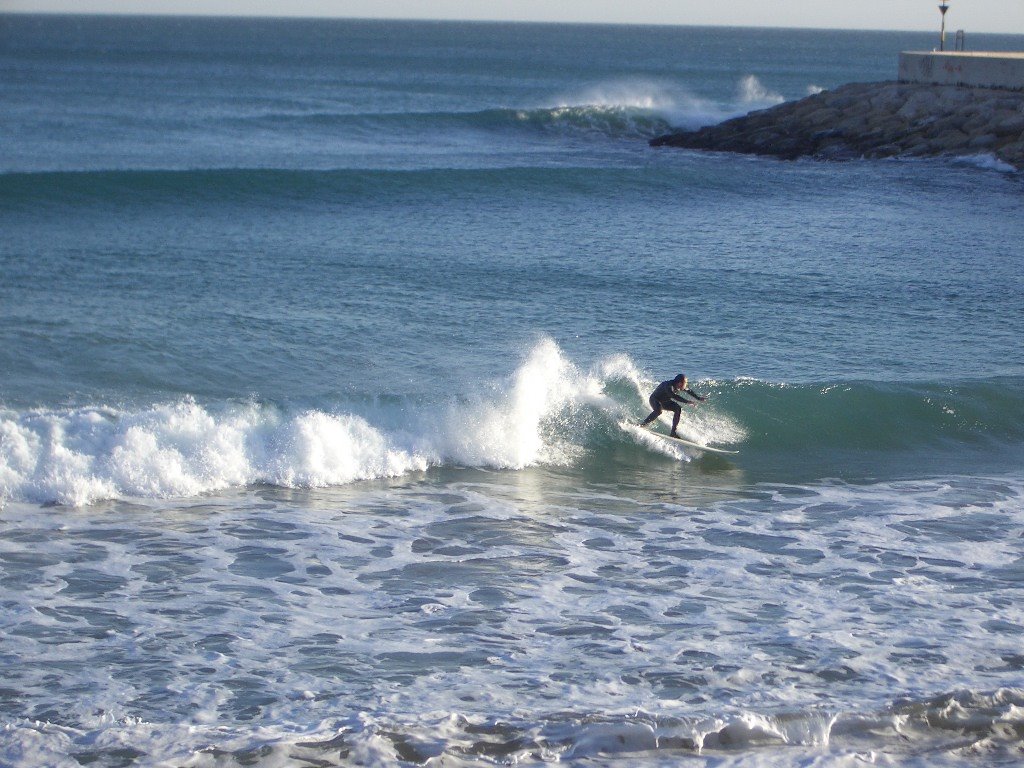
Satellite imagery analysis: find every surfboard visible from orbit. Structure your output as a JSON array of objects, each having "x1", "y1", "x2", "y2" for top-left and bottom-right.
[
  {"x1": 623, "y1": 421, "x2": 739, "y2": 455},
  {"x1": 647, "y1": 429, "x2": 739, "y2": 455}
]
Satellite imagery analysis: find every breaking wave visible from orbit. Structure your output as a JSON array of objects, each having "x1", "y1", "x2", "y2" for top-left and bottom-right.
[{"x1": 2, "y1": 339, "x2": 1022, "y2": 506}]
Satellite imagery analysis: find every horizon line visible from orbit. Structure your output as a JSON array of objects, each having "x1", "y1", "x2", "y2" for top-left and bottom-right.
[{"x1": 3, "y1": 9, "x2": 1019, "y2": 37}]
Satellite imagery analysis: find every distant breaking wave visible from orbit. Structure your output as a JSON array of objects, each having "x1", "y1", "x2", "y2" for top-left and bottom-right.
[
  {"x1": 234, "y1": 74, "x2": 790, "y2": 137},
  {"x1": 220, "y1": 103, "x2": 674, "y2": 140}
]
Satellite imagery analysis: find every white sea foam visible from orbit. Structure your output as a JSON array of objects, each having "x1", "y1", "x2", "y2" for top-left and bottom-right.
[
  {"x1": 953, "y1": 153, "x2": 1017, "y2": 173},
  {"x1": 0, "y1": 400, "x2": 432, "y2": 506},
  {"x1": 2, "y1": 469, "x2": 1022, "y2": 767}
]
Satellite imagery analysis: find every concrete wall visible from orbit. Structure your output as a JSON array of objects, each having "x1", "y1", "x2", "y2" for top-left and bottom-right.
[{"x1": 899, "y1": 52, "x2": 1024, "y2": 91}]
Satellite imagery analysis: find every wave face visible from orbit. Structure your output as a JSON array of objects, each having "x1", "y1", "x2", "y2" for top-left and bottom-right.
[
  {"x1": 3, "y1": 341, "x2": 1022, "y2": 506},
  {"x1": 715, "y1": 377, "x2": 1024, "y2": 451},
  {"x1": 217, "y1": 101, "x2": 681, "y2": 140}
]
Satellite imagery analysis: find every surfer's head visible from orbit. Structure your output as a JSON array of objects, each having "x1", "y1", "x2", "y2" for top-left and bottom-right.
[{"x1": 673, "y1": 373, "x2": 687, "y2": 387}]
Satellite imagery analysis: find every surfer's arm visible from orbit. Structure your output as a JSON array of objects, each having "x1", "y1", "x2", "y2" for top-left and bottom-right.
[{"x1": 683, "y1": 388, "x2": 707, "y2": 402}]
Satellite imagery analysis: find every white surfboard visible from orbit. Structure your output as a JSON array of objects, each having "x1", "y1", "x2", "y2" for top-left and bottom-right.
[
  {"x1": 622, "y1": 421, "x2": 739, "y2": 455},
  {"x1": 646, "y1": 429, "x2": 739, "y2": 455}
]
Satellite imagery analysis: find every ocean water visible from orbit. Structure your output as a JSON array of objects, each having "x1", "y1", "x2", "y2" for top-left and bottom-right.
[{"x1": 2, "y1": 14, "x2": 1024, "y2": 767}]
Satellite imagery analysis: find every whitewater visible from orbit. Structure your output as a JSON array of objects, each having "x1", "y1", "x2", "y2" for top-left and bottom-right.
[{"x1": 2, "y1": 14, "x2": 1024, "y2": 767}]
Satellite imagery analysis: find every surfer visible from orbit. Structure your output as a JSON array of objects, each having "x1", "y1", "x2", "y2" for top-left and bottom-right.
[{"x1": 639, "y1": 373, "x2": 706, "y2": 438}]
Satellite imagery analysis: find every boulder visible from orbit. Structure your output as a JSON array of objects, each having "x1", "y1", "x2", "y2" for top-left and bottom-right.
[
  {"x1": 969, "y1": 133, "x2": 998, "y2": 149},
  {"x1": 993, "y1": 113, "x2": 1024, "y2": 136}
]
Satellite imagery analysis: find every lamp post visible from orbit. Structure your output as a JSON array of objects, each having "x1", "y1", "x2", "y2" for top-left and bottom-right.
[{"x1": 938, "y1": 2, "x2": 950, "y2": 51}]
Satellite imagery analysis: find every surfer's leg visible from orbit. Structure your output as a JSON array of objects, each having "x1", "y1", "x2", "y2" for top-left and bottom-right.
[
  {"x1": 640, "y1": 396, "x2": 663, "y2": 426},
  {"x1": 668, "y1": 403, "x2": 682, "y2": 436}
]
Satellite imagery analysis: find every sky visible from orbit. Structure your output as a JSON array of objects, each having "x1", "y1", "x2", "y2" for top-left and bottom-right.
[{"x1": 1, "y1": 1, "x2": 1022, "y2": 33}]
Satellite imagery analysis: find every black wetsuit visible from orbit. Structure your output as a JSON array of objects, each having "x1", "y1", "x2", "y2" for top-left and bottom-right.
[{"x1": 640, "y1": 379, "x2": 706, "y2": 434}]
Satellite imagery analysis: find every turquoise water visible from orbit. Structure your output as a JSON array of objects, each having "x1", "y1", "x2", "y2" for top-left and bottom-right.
[{"x1": 2, "y1": 14, "x2": 1024, "y2": 767}]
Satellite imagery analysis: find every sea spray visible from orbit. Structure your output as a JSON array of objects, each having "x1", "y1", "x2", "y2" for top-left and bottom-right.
[
  {"x1": 625, "y1": 74, "x2": 788, "y2": 132},
  {"x1": 522, "y1": 75, "x2": 793, "y2": 136},
  {"x1": 428, "y1": 338, "x2": 575, "y2": 469},
  {"x1": 737, "y1": 74, "x2": 785, "y2": 108}
]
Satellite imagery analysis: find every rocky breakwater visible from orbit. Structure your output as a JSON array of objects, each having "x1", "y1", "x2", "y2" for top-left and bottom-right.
[{"x1": 651, "y1": 81, "x2": 1024, "y2": 169}]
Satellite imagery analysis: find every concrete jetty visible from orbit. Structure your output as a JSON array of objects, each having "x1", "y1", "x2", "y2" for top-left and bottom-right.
[
  {"x1": 651, "y1": 53, "x2": 1024, "y2": 170},
  {"x1": 899, "y1": 51, "x2": 1024, "y2": 90}
]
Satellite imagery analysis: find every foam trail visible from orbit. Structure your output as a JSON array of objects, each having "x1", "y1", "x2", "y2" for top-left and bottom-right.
[{"x1": 954, "y1": 153, "x2": 1017, "y2": 173}]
